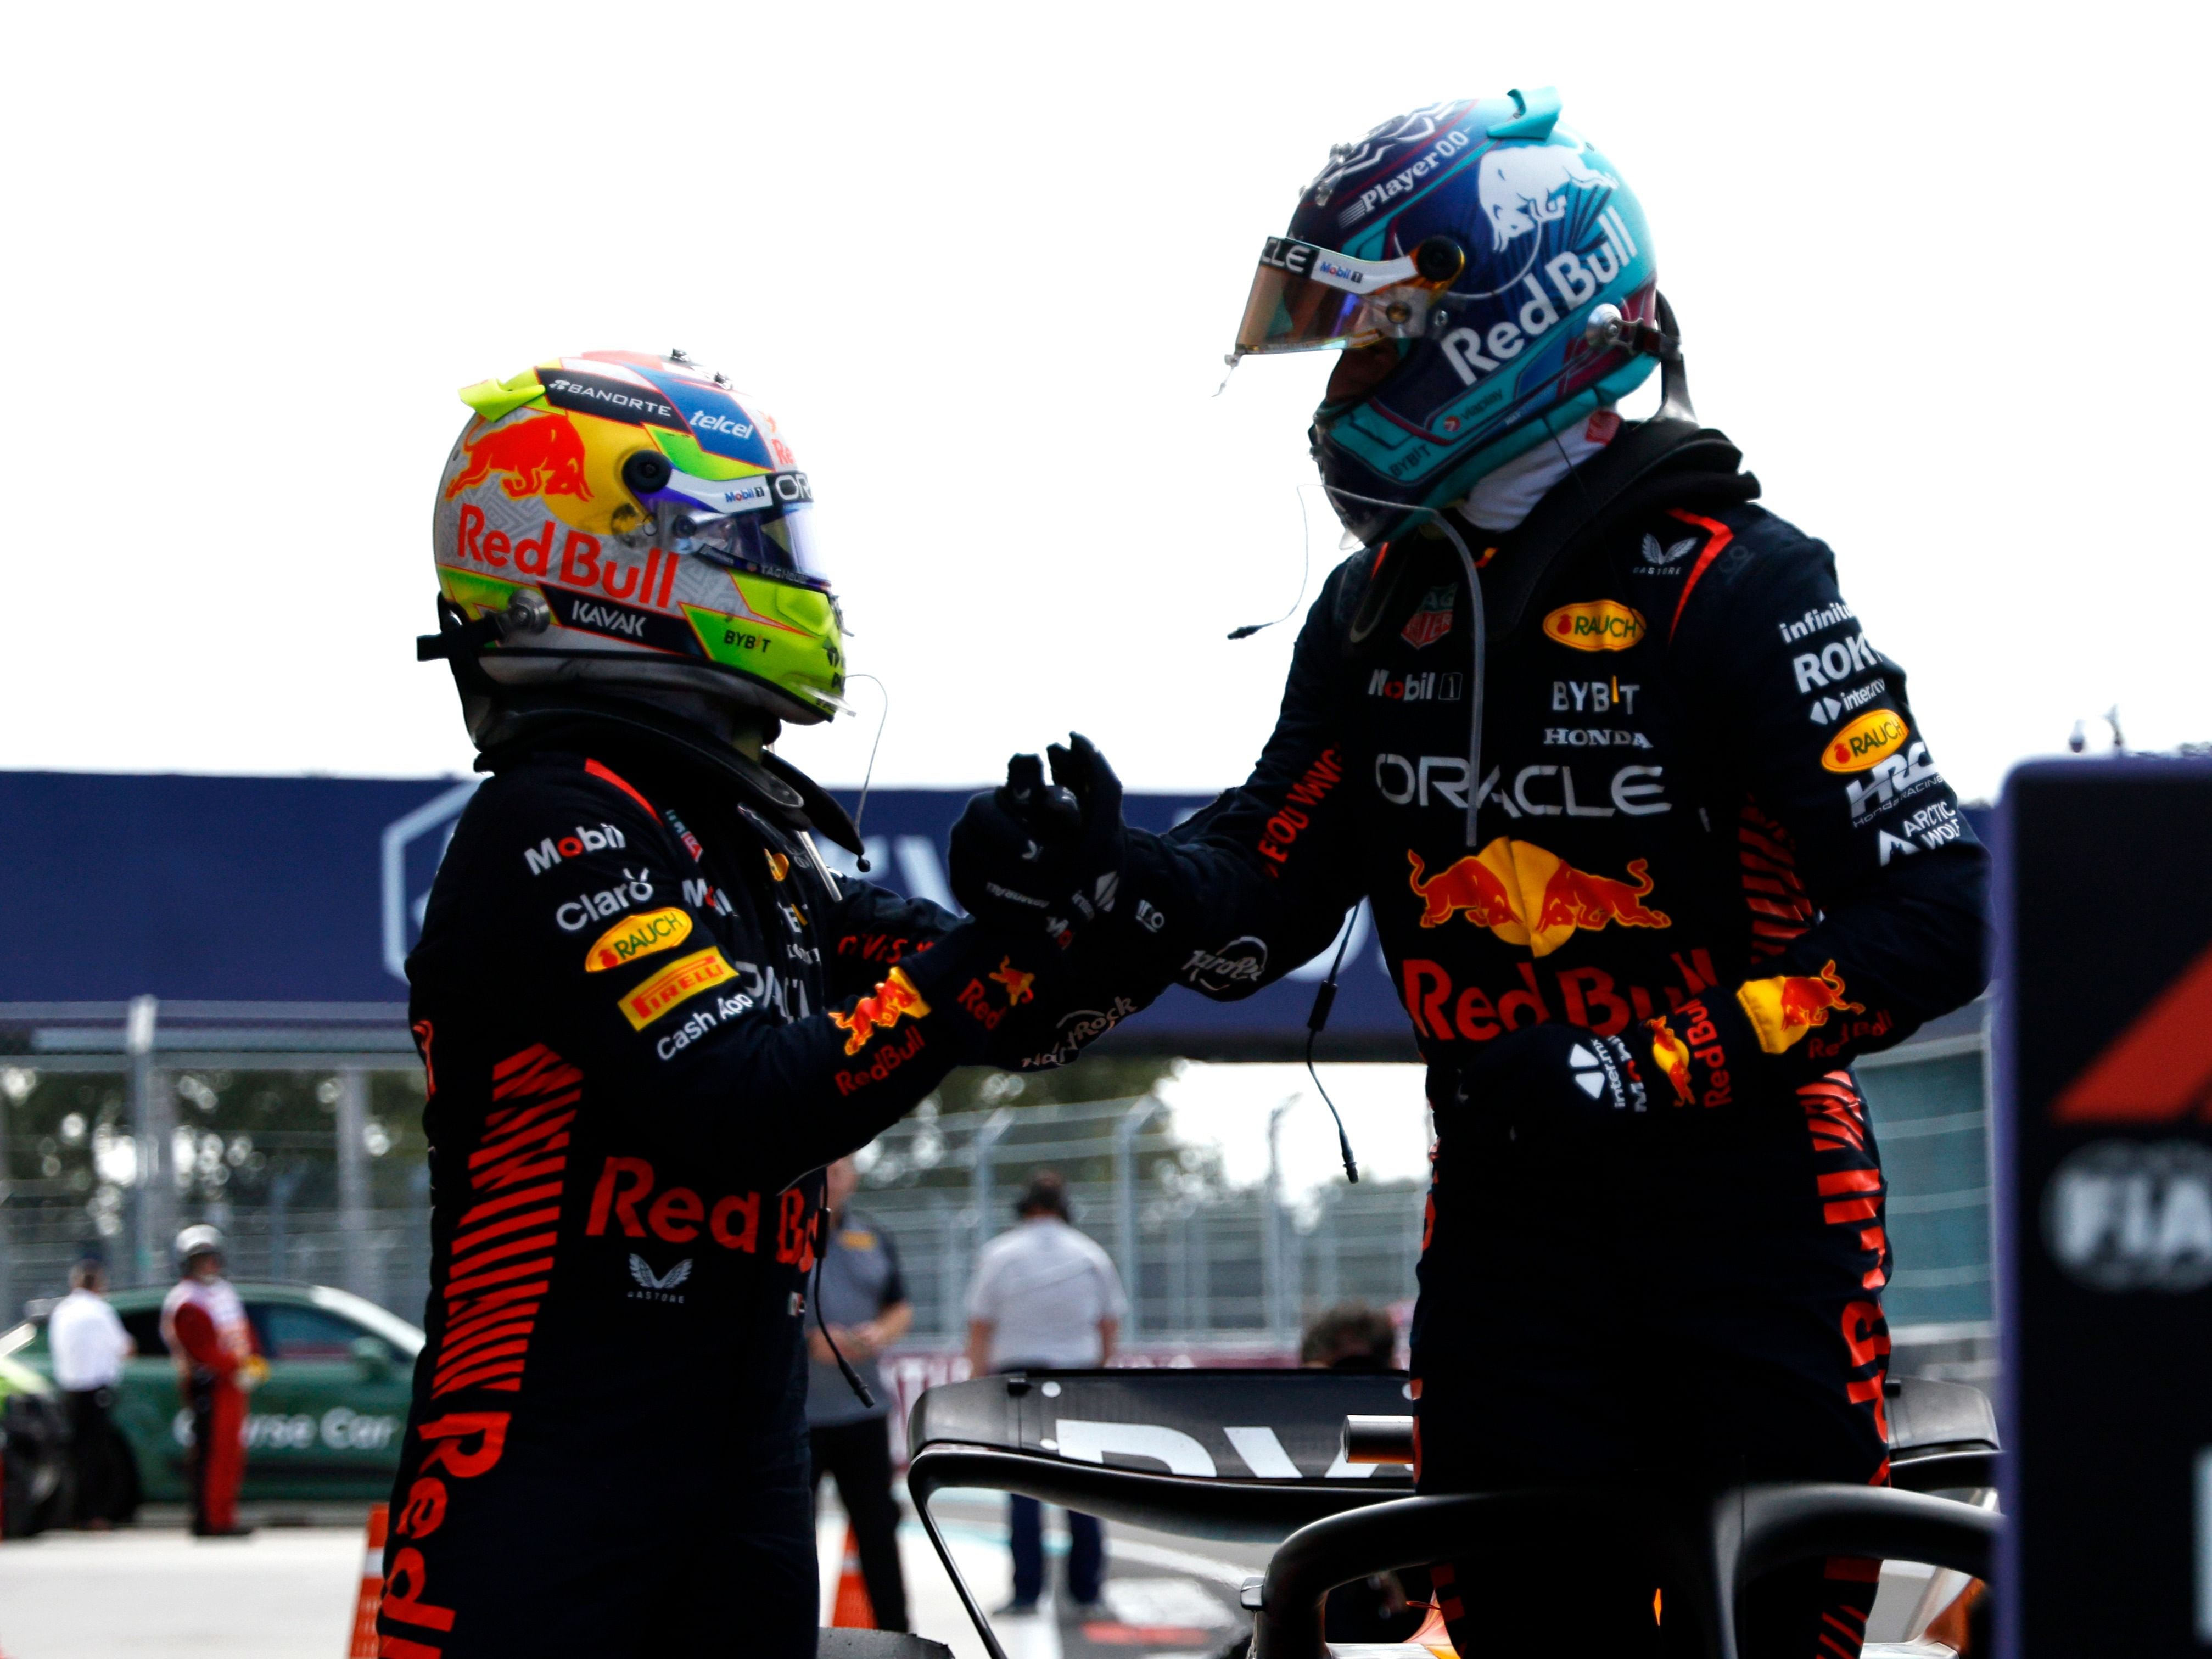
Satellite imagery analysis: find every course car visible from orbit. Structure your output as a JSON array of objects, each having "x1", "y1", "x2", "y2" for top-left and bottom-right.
[
  {"x1": 2, "y1": 1281, "x2": 423, "y2": 1506},
  {"x1": 905, "y1": 1368, "x2": 1997, "y2": 1659}
]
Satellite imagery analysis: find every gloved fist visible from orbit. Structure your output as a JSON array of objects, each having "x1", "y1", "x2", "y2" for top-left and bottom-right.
[
  {"x1": 950, "y1": 736, "x2": 1128, "y2": 954},
  {"x1": 1448, "y1": 1022, "x2": 1650, "y2": 1153},
  {"x1": 950, "y1": 752, "x2": 1083, "y2": 933},
  {"x1": 1038, "y1": 733, "x2": 1128, "y2": 952}
]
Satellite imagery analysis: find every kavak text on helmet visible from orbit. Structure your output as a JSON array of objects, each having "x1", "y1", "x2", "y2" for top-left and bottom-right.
[
  {"x1": 1230, "y1": 89, "x2": 1666, "y2": 545},
  {"x1": 425, "y1": 351, "x2": 847, "y2": 727}
]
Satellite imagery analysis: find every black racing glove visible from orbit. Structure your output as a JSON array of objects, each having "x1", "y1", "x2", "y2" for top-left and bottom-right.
[
  {"x1": 950, "y1": 735, "x2": 1127, "y2": 954},
  {"x1": 1447, "y1": 1023, "x2": 1653, "y2": 1154},
  {"x1": 949, "y1": 752, "x2": 1083, "y2": 931},
  {"x1": 1038, "y1": 733, "x2": 1128, "y2": 952}
]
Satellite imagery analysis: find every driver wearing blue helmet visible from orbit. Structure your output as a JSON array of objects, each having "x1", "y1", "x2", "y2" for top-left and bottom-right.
[{"x1": 949, "y1": 91, "x2": 1990, "y2": 1658}]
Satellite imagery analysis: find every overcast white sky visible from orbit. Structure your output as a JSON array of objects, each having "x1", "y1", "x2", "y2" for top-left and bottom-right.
[{"x1": 3, "y1": 3, "x2": 2204, "y2": 804}]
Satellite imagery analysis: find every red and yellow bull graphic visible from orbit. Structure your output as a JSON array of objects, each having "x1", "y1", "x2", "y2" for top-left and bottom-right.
[
  {"x1": 618, "y1": 946, "x2": 737, "y2": 1030},
  {"x1": 830, "y1": 967, "x2": 931, "y2": 1057},
  {"x1": 1819, "y1": 710, "x2": 1909, "y2": 774},
  {"x1": 989, "y1": 958, "x2": 1037, "y2": 1006},
  {"x1": 446, "y1": 412, "x2": 592, "y2": 503},
  {"x1": 1543, "y1": 599, "x2": 1646, "y2": 652},
  {"x1": 1407, "y1": 840, "x2": 1670, "y2": 957},
  {"x1": 1647, "y1": 1015, "x2": 1694, "y2": 1104},
  {"x1": 583, "y1": 907, "x2": 692, "y2": 973},
  {"x1": 1735, "y1": 960, "x2": 1864, "y2": 1054}
]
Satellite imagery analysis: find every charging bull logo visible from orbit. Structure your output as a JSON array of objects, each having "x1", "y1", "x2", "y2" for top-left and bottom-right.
[
  {"x1": 446, "y1": 412, "x2": 593, "y2": 502},
  {"x1": 1735, "y1": 961, "x2": 1864, "y2": 1054},
  {"x1": 1407, "y1": 840, "x2": 1669, "y2": 957},
  {"x1": 830, "y1": 967, "x2": 931, "y2": 1057},
  {"x1": 1478, "y1": 145, "x2": 1617, "y2": 252}
]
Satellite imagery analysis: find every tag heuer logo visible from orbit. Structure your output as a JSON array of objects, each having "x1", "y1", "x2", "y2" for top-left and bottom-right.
[{"x1": 1401, "y1": 586, "x2": 1456, "y2": 649}]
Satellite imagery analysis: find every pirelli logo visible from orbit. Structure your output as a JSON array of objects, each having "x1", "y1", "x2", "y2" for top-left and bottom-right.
[{"x1": 618, "y1": 946, "x2": 736, "y2": 1030}]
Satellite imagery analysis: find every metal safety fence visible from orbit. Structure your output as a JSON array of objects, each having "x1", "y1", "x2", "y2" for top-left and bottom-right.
[{"x1": 0, "y1": 1000, "x2": 1997, "y2": 1378}]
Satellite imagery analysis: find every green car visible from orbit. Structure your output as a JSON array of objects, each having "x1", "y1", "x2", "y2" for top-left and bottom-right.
[{"x1": 2, "y1": 1282, "x2": 423, "y2": 1505}]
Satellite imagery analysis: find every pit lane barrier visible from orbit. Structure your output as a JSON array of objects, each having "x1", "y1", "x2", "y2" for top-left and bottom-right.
[{"x1": 906, "y1": 1368, "x2": 1998, "y2": 1659}]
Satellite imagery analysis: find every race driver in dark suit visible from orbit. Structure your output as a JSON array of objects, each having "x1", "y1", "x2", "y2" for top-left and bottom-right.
[
  {"x1": 383, "y1": 351, "x2": 1071, "y2": 1658},
  {"x1": 949, "y1": 95, "x2": 1989, "y2": 1657}
]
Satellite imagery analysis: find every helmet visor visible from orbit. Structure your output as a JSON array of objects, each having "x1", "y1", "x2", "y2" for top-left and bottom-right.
[
  {"x1": 1233, "y1": 237, "x2": 1446, "y2": 360},
  {"x1": 661, "y1": 472, "x2": 832, "y2": 591}
]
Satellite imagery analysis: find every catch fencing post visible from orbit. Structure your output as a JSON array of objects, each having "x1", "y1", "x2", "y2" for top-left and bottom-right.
[
  {"x1": 1113, "y1": 1098, "x2": 1163, "y2": 1338},
  {"x1": 334, "y1": 1069, "x2": 378, "y2": 1307},
  {"x1": 127, "y1": 996, "x2": 170, "y2": 1288},
  {"x1": 961, "y1": 1108, "x2": 1015, "y2": 1341},
  {"x1": 1266, "y1": 1098, "x2": 1296, "y2": 1342}
]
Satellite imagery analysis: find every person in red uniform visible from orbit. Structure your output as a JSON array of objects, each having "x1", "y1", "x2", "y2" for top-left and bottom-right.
[{"x1": 160, "y1": 1225, "x2": 266, "y2": 1538}]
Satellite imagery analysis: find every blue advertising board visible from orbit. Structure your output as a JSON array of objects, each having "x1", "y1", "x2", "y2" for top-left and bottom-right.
[{"x1": 0, "y1": 771, "x2": 1407, "y2": 1056}]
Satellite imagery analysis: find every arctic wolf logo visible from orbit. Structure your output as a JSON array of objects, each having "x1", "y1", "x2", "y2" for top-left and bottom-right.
[
  {"x1": 628, "y1": 1254, "x2": 692, "y2": 1292},
  {"x1": 1478, "y1": 145, "x2": 1617, "y2": 251}
]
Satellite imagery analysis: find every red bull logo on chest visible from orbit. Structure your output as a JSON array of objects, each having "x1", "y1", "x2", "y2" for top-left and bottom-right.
[{"x1": 1407, "y1": 839, "x2": 1670, "y2": 957}]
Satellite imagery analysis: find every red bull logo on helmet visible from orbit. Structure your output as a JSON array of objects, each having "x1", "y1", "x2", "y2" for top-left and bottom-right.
[
  {"x1": 1477, "y1": 144, "x2": 1617, "y2": 251},
  {"x1": 446, "y1": 412, "x2": 592, "y2": 503},
  {"x1": 1407, "y1": 839, "x2": 1670, "y2": 958},
  {"x1": 1735, "y1": 960, "x2": 1865, "y2": 1055},
  {"x1": 830, "y1": 967, "x2": 932, "y2": 1057}
]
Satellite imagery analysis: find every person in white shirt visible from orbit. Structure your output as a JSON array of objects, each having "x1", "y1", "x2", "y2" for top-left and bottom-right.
[
  {"x1": 49, "y1": 1260, "x2": 136, "y2": 1527},
  {"x1": 964, "y1": 1170, "x2": 1128, "y2": 1616}
]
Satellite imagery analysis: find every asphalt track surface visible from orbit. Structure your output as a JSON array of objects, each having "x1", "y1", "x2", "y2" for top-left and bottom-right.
[{"x1": 0, "y1": 1498, "x2": 1951, "y2": 1656}]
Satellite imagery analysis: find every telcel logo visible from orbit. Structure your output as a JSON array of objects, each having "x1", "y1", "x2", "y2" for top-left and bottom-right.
[
  {"x1": 584, "y1": 907, "x2": 693, "y2": 972},
  {"x1": 1543, "y1": 601, "x2": 1645, "y2": 653},
  {"x1": 1821, "y1": 710, "x2": 1909, "y2": 774},
  {"x1": 690, "y1": 412, "x2": 754, "y2": 439}
]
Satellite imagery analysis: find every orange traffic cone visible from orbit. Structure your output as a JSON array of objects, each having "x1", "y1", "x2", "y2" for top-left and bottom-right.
[
  {"x1": 828, "y1": 1523, "x2": 875, "y2": 1629},
  {"x1": 346, "y1": 1504, "x2": 388, "y2": 1657}
]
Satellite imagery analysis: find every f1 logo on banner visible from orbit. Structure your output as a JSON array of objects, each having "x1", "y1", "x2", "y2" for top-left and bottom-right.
[{"x1": 2001, "y1": 759, "x2": 2212, "y2": 1653}]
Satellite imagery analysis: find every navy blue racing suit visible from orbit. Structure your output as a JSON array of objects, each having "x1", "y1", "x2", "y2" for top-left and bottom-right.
[
  {"x1": 379, "y1": 717, "x2": 1049, "y2": 1659},
  {"x1": 1029, "y1": 427, "x2": 1990, "y2": 1655}
]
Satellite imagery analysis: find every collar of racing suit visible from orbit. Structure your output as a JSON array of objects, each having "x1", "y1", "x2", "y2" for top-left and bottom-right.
[
  {"x1": 1345, "y1": 416, "x2": 1760, "y2": 652},
  {"x1": 1454, "y1": 411, "x2": 1622, "y2": 534},
  {"x1": 473, "y1": 697, "x2": 865, "y2": 855}
]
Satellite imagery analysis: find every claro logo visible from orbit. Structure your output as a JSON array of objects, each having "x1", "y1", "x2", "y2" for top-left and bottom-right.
[
  {"x1": 1819, "y1": 710, "x2": 1909, "y2": 774},
  {"x1": 1543, "y1": 601, "x2": 1645, "y2": 652}
]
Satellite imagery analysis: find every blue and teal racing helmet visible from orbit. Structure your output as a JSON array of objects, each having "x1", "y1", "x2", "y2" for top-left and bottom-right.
[{"x1": 1229, "y1": 90, "x2": 1665, "y2": 545}]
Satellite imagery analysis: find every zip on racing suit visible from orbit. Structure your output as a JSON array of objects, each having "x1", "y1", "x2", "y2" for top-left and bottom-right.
[
  {"x1": 379, "y1": 713, "x2": 1047, "y2": 1659},
  {"x1": 1028, "y1": 424, "x2": 1990, "y2": 1655}
]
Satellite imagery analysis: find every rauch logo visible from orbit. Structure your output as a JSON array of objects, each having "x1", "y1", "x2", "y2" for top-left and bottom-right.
[
  {"x1": 1819, "y1": 711, "x2": 1909, "y2": 774},
  {"x1": 1543, "y1": 601, "x2": 1645, "y2": 653}
]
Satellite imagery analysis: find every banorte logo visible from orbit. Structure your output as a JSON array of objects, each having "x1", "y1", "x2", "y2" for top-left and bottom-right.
[
  {"x1": 446, "y1": 412, "x2": 592, "y2": 502},
  {"x1": 1819, "y1": 710, "x2": 1909, "y2": 774},
  {"x1": 1406, "y1": 839, "x2": 1669, "y2": 958},
  {"x1": 1544, "y1": 601, "x2": 1645, "y2": 653},
  {"x1": 1736, "y1": 960, "x2": 1865, "y2": 1055}
]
